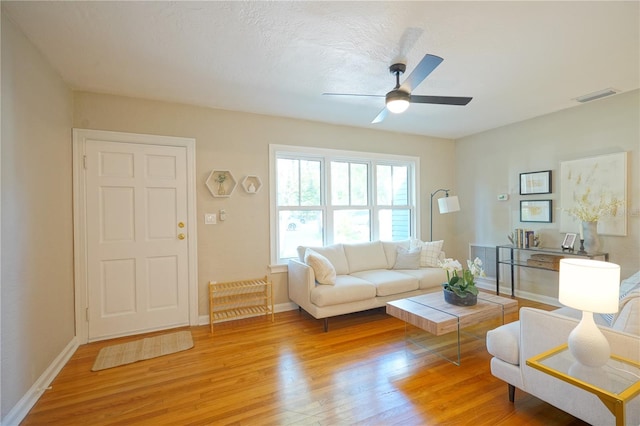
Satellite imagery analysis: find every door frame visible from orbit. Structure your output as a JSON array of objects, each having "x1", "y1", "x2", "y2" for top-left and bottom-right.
[{"x1": 73, "y1": 129, "x2": 198, "y2": 344}]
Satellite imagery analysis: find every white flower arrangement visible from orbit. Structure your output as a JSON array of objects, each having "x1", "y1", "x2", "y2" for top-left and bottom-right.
[{"x1": 439, "y1": 257, "x2": 486, "y2": 297}]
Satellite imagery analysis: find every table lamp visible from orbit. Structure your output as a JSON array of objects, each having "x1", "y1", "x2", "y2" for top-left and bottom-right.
[{"x1": 558, "y1": 258, "x2": 620, "y2": 368}]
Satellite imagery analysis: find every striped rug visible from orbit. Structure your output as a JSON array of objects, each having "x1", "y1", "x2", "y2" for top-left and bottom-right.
[{"x1": 91, "y1": 331, "x2": 193, "y2": 371}]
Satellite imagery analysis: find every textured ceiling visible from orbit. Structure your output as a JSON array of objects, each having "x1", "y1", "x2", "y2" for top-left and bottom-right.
[{"x1": 3, "y1": 1, "x2": 639, "y2": 139}]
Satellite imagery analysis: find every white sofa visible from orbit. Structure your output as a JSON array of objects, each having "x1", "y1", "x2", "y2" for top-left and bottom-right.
[
  {"x1": 288, "y1": 240, "x2": 447, "y2": 331},
  {"x1": 486, "y1": 272, "x2": 640, "y2": 425}
]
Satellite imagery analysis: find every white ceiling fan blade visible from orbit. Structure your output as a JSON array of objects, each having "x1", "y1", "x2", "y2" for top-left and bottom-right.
[{"x1": 371, "y1": 108, "x2": 389, "y2": 124}]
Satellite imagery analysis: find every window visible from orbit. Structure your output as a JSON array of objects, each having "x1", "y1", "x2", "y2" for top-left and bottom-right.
[{"x1": 270, "y1": 145, "x2": 420, "y2": 265}]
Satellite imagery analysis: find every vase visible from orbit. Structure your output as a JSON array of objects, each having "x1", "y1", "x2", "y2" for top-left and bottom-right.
[
  {"x1": 443, "y1": 288, "x2": 477, "y2": 306},
  {"x1": 581, "y1": 221, "x2": 601, "y2": 252},
  {"x1": 217, "y1": 182, "x2": 226, "y2": 196}
]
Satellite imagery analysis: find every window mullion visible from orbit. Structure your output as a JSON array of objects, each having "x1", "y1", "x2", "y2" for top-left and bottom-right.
[
  {"x1": 297, "y1": 160, "x2": 302, "y2": 206},
  {"x1": 324, "y1": 159, "x2": 331, "y2": 245},
  {"x1": 348, "y1": 163, "x2": 352, "y2": 206}
]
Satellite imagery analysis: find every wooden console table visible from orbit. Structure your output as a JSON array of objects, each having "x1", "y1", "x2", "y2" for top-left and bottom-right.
[{"x1": 495, "y1": 245, "x2": 609, "y2": 296}]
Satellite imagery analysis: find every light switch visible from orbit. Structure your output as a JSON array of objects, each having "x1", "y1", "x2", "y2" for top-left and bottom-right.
[{"x1": 205, "y1": 213, "x2": 217, "y2": 224}]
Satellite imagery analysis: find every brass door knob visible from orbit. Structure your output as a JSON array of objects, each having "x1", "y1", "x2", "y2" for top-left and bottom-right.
[
  {"x1": 178, "y1": 222, "x2": 185, "y2": 228},
  {"x1": 178, "y1": 233, "x2": 186, "y2": 240}
]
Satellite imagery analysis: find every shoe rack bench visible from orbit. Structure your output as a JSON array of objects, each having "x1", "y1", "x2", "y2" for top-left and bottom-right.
[{"x1": 208, "y1": 276, "x2": 274, "y2": 332}]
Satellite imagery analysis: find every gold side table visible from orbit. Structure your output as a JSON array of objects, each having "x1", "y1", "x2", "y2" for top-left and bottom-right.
[{"x1": 527, "y1": 344, "x2": 640, "y2": 426}]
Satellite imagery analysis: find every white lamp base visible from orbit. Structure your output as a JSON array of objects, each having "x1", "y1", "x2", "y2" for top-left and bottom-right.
[{"x1": 567, "y1": 311, "x2": 610, "y2": 368}]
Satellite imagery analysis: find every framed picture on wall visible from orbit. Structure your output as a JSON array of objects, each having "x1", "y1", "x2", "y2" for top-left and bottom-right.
[
  {"x1": 520, "y1": 200, "x2": 552, "y2": 223},
  {"x1": 520, "y1": 170, "x2": 552, "y2": 195},
  {"x1": 559, "y1": 152, "x2": 627, "y2": 236}
]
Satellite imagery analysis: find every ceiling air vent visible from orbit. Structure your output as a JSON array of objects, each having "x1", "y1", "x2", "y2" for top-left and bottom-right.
[{"x1": 574, "y1": 88, "x2": 619, "y2": 103}]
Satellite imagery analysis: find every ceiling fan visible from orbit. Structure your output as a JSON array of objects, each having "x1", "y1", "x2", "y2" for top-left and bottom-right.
[{"x1": 323, "y1": 54, "x2": 472, "y2": 124}]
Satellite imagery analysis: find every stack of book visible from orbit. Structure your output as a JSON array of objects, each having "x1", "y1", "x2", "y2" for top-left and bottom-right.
[{"x1": 510, "y1": 228, "x2": 536, "y2": 248}]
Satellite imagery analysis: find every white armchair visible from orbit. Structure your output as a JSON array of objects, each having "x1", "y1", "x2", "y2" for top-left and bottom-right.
[{"x1": 487, "y1": 272, "x2": 640, "y2": 425}]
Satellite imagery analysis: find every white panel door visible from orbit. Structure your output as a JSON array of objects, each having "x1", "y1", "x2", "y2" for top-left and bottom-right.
[{"x1": 85, "y1": 140, "x2": 189, "y2": 340}]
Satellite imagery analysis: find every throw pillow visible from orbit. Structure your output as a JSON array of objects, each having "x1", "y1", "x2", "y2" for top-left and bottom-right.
[
  {"x1": 304, "y1": 248, "x2": 336, "y2": 285},
  {"x1": 607, "y1": 282, "x2": 640, "y2": 326},
  {"x1": 411, "y1": 239, "x2": 444, "y2": 267},
  {"x1": 392, "y1": 247, "x2": 421, "y2": 270},
  {"x1": 602, "y1": 271, "x2": 640, "y2": 326}
]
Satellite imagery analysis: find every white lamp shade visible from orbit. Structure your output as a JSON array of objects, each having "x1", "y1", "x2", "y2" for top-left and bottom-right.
[
  {"x1": 559, "y1": 258, "x2": 620, "y2": 313},
  {"x1": 438, "y1": 196, "x2": 460, "y2": 214}
]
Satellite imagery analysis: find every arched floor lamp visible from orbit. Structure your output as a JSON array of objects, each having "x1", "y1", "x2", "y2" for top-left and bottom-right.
[{"x1": 430, "y1": 189, "x2": 460, "y2": 241}]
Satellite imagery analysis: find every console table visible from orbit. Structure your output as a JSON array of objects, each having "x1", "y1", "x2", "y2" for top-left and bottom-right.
[{"x1": 495, "y1": 245, "x2": 609, "y2": 296}]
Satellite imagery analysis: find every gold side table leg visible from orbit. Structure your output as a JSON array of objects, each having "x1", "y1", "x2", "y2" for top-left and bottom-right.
[{"x1": 597, "y1": 396, "x2": 624, "y2": 426}]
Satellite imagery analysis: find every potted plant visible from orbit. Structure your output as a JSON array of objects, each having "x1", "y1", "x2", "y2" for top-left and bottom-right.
[
  {"x1": 215, "y1": 172, "x2": 227, "y2": 195},
  {"x1": 439, "y1": 257, "x2": 485, "y2": 306}
]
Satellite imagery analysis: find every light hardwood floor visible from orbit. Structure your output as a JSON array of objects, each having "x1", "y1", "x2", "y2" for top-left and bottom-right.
[{"x1": 22, "y1": 296, "x2": 588, "y2": 425}]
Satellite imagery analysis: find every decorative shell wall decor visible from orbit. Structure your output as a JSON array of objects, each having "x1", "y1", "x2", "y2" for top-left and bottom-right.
[{"x1": 241, "y1": 175, "x2": 262, "y2": 194}]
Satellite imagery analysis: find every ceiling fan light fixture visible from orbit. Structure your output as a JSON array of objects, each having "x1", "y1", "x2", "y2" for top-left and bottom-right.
[{"x1": 386, "y1": 90, "x2": 410, "y2": 113}]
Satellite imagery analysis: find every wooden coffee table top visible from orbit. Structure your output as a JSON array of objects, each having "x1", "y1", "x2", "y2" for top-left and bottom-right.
[{"x1": 386, "y1": 292, "x2": 518, "y2": 336}]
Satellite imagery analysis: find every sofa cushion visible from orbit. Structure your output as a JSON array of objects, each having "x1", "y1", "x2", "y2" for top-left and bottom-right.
[
  {"x1": 382, "y1": 240, "x2": 411, "y2": 268},
  {"x1": 486, "y1": 321, "x2": 520, "y2": 365},
  {"x1": 310, "y1": 275, "x2": 376, "y2": 307},
  {"x1": 602, "y1": 271, "x2": 640, "y2": 325},
  {"x1": 298, "y1": 244, "x2": 349, "y2": 275},
  {"x1": 396, "y1": 268, "x2": 448, "y2": 290},
  {"x1": 411, "y1": 239, "x2": 444, "y2": 267},
  {"x1": 304, "y1": 249, "x2": 336, "y2": 285},
  {"x1": 392, "y1": 247, "x2": 421, "y2": 270},
  {"x1": 350, "y1": 270, "x2": 419, "y2": 296},
  {"x1": 343, "y1": 241, "x2": 388, "y2": 273}
]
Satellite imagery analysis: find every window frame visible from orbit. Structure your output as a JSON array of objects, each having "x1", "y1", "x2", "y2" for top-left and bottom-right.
[{"x1": 269, "y1": 144, "x2": 421, "y2": 269}]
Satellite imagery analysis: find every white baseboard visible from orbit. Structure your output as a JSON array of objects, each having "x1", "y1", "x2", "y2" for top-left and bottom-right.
[
  {"x1": 275, "y1": 301, "x2": 298, "y2": 313},
  {"x1": 476, "y1": 281, "x2": 562, "y2": 308},
  {"x1": 197, "y1": 301, "x2": 299, "y2": 326},
  {"x1": 2, "y1": 337, "x2": 79, "y2": 426}
]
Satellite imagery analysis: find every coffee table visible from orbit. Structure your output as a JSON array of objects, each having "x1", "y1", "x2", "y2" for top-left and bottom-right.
[{"x1": 386, "y1": 292, "x2": 518, "y2": 365}]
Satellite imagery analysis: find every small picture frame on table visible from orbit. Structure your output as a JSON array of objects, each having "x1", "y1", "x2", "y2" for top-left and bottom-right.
[
  {"x1": 561, "y1": 233, "x2": 577, "y2": 250},
  {"x1": 520, "y1": 170, "x2": 552, "y2": 195}
]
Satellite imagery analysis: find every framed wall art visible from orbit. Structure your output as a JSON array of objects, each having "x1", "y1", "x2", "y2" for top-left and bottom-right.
[
  {"x1": 520, "y1": 170, "x2": 552, "y2": 195},
  {"x1": 520, "y1": 200, "x2": 552, "y2": 223},
  {"x1": 559, "y1": 152, "x2": 627, "y2": 236}
]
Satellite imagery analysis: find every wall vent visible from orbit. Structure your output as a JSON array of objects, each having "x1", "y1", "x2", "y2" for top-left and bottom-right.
[
  {"x1": 574, "y1": 88, "x2": 618, "y2": 103},
  {"x1": 469, "y1": 244, "x2": 496, "y2": 279}
]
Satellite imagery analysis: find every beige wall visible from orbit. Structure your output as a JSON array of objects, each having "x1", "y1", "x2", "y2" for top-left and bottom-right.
[
  {"x1": 3, "y1": 6, "x2": 638, "y2": 420},
  {"x1": 1, "y1": 13, "x2": 74, "y2": 419},
  {"x1": 455, "y1": 89, "x2": 640, "y2": 298},
  {"x1": 72, "y1": 92, "x2": 458, "y2": 314}
]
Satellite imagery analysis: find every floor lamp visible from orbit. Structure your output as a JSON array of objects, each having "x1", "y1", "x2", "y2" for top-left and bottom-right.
[{"x1": 430, "y1": 189, "x2": 460, "y2": 241}]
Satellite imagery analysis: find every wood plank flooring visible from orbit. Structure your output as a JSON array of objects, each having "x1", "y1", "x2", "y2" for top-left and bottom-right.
[{"x1": 22, "y1": 297, "x2": 588, "y2": 425}]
